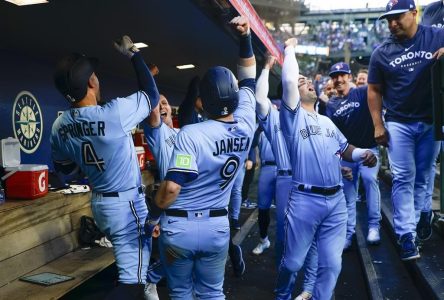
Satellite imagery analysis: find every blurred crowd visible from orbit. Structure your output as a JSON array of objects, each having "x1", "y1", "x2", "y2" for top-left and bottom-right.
[{"x1": 271, "y1": 20, "x2": 390, "y2": 54}]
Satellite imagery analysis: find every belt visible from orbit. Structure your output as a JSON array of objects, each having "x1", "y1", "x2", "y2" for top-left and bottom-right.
[
  {"x1": 262, "y1": 161, "x2": 276, "y2": 166},
  {"x1": 278, "y1": 170, "x2": 292, "y2": 176},
  {"x1": 165, "y1": 208, "x2": 228, "y2": 218},
  {"x1": 102, "y1": 186, "x2": 144, "y2": 198},
  {"x1": 297, "y1": 184, "x2": 341, "y2": 196}
]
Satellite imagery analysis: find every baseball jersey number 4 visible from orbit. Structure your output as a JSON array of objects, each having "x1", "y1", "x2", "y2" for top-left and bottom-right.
[
  {"x1": 82, "y1": 142, "x2": 105, "y2": 172},
  {"x1": 219, "y1": 156, "x2": 240, "y2": 190}
]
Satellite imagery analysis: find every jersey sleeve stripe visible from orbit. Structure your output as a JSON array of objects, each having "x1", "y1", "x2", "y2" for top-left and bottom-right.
[{"x1": 139, "y1": 90, "x2": 151, "y2": 112}]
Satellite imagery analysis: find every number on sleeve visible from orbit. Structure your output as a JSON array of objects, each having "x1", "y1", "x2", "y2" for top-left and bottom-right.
[
  {"x1": 82, "y1": 142, "x2": 105, "y2": 172},
  {"x1": 219, "y1": 156, "x2": 240, "y2": 190}
]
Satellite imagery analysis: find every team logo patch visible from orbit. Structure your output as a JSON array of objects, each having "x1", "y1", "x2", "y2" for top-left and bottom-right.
[
  {"x1": 12, "y1": 91, "x2": 43, "y2": 154},
  {"x1": 175, "y1": 154, "x2": 192, "y2": 169},
  {"x1": 388, "y1": 0, "x2": 398, "y2": 9}
]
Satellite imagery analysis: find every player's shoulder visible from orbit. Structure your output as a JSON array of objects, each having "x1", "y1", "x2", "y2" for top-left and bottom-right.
[
  {"x1": 424, "y1": 1, "x2": 441, "y2": 12},
  {"x1": 318, "y1": 113, "x2": 336, "y2": 125}
]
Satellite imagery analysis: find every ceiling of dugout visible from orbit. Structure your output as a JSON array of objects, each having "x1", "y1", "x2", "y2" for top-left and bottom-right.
[{"x1": 0, "y1": 0, "x2": 275, "y2": 105}]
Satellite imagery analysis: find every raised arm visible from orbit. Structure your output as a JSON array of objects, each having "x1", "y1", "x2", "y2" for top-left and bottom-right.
[
  {"x1": 114, "y1": 36, "x2": 160, "y2": 110},
  {"x1": 229, "y1": 16, "x2": 256, "y2": 84},
  {"x1": 367, "y1": 83, "x2": 388, "y2": 147},
  {"x1": 282, "y1": 38, "x2": 300, "y2": 110},
  {"x1": 178, "y1": 76, "x2": 201, "y2": 127},
  {"x1": 255, "y1": 56, "x2": 276, "y2": 118}
]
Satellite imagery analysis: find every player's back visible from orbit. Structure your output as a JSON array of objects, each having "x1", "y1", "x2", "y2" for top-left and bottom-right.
[
  {"x1": 169, "y1": 85, "x2": 256, "y2": 210},
  {"x1": 51, "y1": 94, "x2": 150, "y2": 192}
]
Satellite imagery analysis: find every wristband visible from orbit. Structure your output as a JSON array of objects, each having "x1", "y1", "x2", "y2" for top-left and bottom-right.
[
  {"x1": 352, "y1": 148, "x2": 368, "y2": 162},
  {"x1": 239, "y1": 33, "x2": 253, "y2": 58}
]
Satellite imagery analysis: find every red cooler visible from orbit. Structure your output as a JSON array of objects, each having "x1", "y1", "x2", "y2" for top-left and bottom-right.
[
  {"x1": 4, "y1": 164, "x2": 49, "y2": 199},
  {"x1": 135, "y1": 147, "x2": 145, "y2": 171}
]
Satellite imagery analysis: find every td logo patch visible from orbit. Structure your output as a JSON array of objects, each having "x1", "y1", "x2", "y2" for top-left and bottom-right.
[
  {"x1": 175, "y1": 154, "x2": 192, "y2": 169},
  {"x1": 12, "y1": 91, "x2": 43, "y2": 154}
]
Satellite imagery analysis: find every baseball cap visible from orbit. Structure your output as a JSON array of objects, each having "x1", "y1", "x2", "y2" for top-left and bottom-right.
[
  {"x1": 54, "y1": 53, "x2": 99, "y2": 103},
  {"x1": 328, "y1": 62, "x2": 351, "y2": 77},
  {"x1": 378, "y1": 0, "x2": 416, "y2": 20}
]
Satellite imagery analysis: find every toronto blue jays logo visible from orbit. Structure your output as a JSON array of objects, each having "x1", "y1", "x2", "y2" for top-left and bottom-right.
[
  {"x1": 335, "y1": 64, "x2": 343, "y2": 71},
  {"x1": 388, "y1": 0, "x2": 398, "y2": 9},
  {"x1": 12, "y1": 91, "x2": 43, "y2": 154}
]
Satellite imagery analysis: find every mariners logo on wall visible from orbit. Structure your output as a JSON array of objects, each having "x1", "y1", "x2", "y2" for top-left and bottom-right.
[{"x1": 12, "y1": 91, "x2": 43, "y2": 154}]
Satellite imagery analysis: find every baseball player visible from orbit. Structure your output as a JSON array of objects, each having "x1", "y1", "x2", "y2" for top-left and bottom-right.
[
  {"x1": 275, "y1": 38, "x2": 377, "y2": 300},
  {"x1": 154, "y1": 16, "x2": 256, "y2": 299},
  {"x1": 50, "y1": 36, "x2": 159, "y2": 299},
  {"x1": 143, "y1": 93, "x2": 179, "y2": 299},
  {"x1": 255, "y1": 55, "x2": 317, "y2": 300},
  {"x1": 327, "y1": 62, "x2": 381, "y2": 248},
  {"x1": 250, "y1": 126, "x2": 277, "y2": 255},
  {"x1": 178, "y1": 76, "x2": 206, "y2": 127},
  {"x1": 368, "y1": 0, "x2": 444, "y2": 260},
  {"x1": 355, "y1": 69, "x2": 368, "y2": 87},
  {"x1": 415, "y1": 0, "x2": 444, "y2": 242}
]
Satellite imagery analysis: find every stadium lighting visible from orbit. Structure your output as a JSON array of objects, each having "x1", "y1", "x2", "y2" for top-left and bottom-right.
[
  {"x1": 134, "y1": 42, "x2": 148, "y2": 49},
  {"x1": 4, "y1": 0, "x2": 48, "y2": 5},
  {"x1": 176, "y1": 64, "x2": 195, "y2": 70}
]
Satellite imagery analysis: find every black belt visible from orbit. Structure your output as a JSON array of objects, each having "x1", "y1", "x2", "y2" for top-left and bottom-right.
[
  {"x1": 262, "y1": 161, "x2": 276, "y2": 166},
  {"x1": 278, "y1": 170, "x2": 292, "y2": 176},
  {"x1": 165, "y1": 209, "x2": 228, "y2": 218},
  {"x1": 102, "y1": 186, "x2": 144, "y2": 198},
  {"x1": 297, "y1": 184, "x2": 341, "y2": 196}
]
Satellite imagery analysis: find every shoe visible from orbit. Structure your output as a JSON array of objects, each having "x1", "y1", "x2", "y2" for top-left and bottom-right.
[
  {"x1": 295, "y1": 291, "x2": 312, "y2": 300},
  {"x1": 144, "y1": 282, "x2": 159, "y2": 300},
  {"x1": 230, "y1": 218, "x2": 241, "y2": 230},
  {"x1": 415, "y1": 238, "x2": 424, "y2": 253},
  {"x1": 416, "y1": 211, "x2": 434, "y2": 241},
  {"x1": 399, "y1": 233, "x2": 420, "y2": 261},
  {"x1": 229, "y1": 244, "x2": 245, "y2": 277},
  {"x1": 252, "y1": 238, "x2": 271, "y2": 255},
  {"x1": 367, "y1": 228, "x2": 381, "y2": 245},
  {"x1": 343, "y1": 238, "x2": 352, "y2": 251},
  {"x1": 241, "y1": 200, "x2": 257, "y2": 209}
]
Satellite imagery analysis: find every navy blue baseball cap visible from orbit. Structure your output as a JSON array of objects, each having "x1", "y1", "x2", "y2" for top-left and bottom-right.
[
  {"x1": 328, "y1": 62, "x2": 351, "y2": 77},
  {"x1": 378, "y1": 0, "x2": 416, "y2": 20},
  {"x1": 54, "y1": 53, "x2": 99, "y2": 103}
]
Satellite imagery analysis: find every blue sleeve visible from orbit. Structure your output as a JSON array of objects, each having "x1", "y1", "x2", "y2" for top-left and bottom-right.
[
  {"x1": 239, "y1": 78, "x2": 255, "y2": 91},
  {"x1": 131, "y1": 52, "x2": 160, "y2": 109},
  {"x1": 164, "y1": 170, "x2": 198, "y2": 186},
  {"x1": 248, "y1": 127, "x2": 261, "y2": 161},
  {"x1": 178, "y1": 76, "x2": 200, "y2": 127},
  {"x1": 368, "y1": 50, "x2": 383, "y2": 85}
]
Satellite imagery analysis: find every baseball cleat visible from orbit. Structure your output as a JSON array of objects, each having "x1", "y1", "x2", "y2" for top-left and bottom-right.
[
  {"x1": 144, "y1": 282, "x2": 159, "y2": 300},
  {"x1": 399, "y1": 233, "x2": 420, "y2": 261},
  {"x1": 252, "y1": 238, "x2": 271, "y2": 255},
  {"x1": 229, "y1": 244, "x2": 246, "y2": 277},
  {"x1": 367, "y1": 227, "x2": 381, "y2": 245},
  {"x1": 294, "y1": 291, "x2": 312, "y2": 300},
  {"x1": 416, "y1": 210, "x2": 434, "y2": 241}
]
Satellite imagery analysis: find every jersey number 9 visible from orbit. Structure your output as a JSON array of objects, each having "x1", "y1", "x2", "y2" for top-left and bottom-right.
[{"x1": 219, "y1": 156, "x2": 240, "y2": 190}]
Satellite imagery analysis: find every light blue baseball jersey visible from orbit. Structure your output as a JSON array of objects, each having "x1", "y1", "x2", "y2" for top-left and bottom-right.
[
  {"x1": 258, "y1": 131, "x2": 275, "y2": 163},
  {"x1": 166, "y1": 82, "x2": 256, "y2": 210},
  {"x1": 144, "y1": 122, "x2": 179, "y2": 180},
  {"x1": 259, "y1": 107, "x2": 292, "y2": 171},
  {"x1": 51, "y1": 92, "x2": 151, "y2": 192},
  {"x1": 280, "y1": 103, "x2": 348, "y2": 187}
]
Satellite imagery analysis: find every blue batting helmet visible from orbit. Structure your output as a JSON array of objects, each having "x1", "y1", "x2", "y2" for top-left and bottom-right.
[{"x1": 199, "y1": 66, "x2": 239, "y2": 118}]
